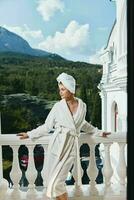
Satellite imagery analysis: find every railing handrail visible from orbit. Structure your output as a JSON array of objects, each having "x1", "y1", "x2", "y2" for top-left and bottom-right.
[
  {"x1": 80, "y1": 132, "x2": 126, "y2": 144},
  {"x1": 0, "y1": 132, "x2": 127, "y2": 146}
]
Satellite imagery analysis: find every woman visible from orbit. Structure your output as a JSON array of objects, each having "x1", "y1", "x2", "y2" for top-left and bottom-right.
[{"x1": 17, "y1": 72, "x2": 111, "y2": 200}]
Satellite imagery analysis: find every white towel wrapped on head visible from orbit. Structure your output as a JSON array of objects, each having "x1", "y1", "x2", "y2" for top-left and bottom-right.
[{"x1": 56, "y1": 72, "x2": 76, "y2": 94}]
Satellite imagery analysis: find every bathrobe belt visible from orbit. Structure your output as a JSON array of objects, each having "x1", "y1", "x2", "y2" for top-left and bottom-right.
[
  {"x1": 54, "y1": 126, "x2": 82, "y2": 186},
  {"x1": 69, "y1": 130, "x2": 82, "y2": 186}
]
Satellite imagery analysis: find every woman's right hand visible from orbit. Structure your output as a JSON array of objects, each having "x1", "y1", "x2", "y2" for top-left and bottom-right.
[{"x1": 17, "y1": 132, "x2": 29, "y2": 139}]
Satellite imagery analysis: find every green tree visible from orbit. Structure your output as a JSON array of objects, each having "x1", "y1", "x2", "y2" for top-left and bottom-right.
[
  {"x1": 91, "y1": 92, "x2": 101, "y2": 129},
  {"x1": 80, "y1": 84, "x2": 91, "y2": 122}
]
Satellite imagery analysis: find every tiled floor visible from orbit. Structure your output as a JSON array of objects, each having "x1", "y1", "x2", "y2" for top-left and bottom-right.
[{"x1": 0, "y1": 184, "x2": 126, "y2": 200}]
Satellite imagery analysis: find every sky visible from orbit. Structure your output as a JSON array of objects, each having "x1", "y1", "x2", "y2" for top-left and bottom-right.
[{"x1": 0, "y1": 0, "x2": 116, "y2": 64}]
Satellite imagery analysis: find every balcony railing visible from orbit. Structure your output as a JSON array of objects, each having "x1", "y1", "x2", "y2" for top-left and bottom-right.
[{"x1": 0, "y1": 132, "x2": 127, "y2": 200}]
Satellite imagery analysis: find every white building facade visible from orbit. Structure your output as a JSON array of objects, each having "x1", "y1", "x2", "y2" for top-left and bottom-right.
[
  {"x1": 98, "y1": 0, "x2": 127, "y2": 185},
  {"x1": 99, "y1": 0, "x2": 127, "y2": 133}
]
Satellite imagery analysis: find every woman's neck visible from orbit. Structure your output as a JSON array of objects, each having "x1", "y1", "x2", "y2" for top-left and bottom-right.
[{"x1": 66, "y1": 97, "x2": 77, "y2": 105}]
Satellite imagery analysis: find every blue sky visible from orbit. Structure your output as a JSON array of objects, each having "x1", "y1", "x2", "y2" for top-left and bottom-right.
[{"x1": 0, "y1": 0, "x2": 116, "y2": 63}]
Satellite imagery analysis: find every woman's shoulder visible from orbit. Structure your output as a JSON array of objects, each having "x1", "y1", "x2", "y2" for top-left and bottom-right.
[
  {"x1": 52, "y1": 99, "x2": 63, "y2": 109},
  {"x1": 53, "y1": 100, "x2": 60, "y2": 107},
  {"x1": 76, "y1": 97, "x2": 86, "y2": 106}
]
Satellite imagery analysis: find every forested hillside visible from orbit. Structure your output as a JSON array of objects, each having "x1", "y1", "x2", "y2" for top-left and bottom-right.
[{"x1": 0, "y1": 52, "x2": 102, "y2": 134}]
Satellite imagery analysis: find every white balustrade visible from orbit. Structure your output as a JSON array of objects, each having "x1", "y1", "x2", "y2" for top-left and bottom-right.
[{"x1": 0, "y1": 132, "x2": 127, "y2": 199}]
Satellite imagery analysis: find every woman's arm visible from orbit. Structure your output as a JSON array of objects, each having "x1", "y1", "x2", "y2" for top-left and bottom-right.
[
  {"x1": 81, "y1": 120, "x2": 111, "y2": 137},
  {"x1": 17, "y1": 103, "x2": 57, "y2": 139}
]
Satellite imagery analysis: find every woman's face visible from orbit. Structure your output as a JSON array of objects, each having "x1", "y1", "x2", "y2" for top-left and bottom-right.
[{"x1": 58, "y1": 83, "x2": 74, "y2": 100}]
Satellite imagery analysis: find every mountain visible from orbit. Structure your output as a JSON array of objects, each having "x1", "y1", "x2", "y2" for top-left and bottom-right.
[{"x1": 0, "y1": 26, "x2": 64, "y2": 60}]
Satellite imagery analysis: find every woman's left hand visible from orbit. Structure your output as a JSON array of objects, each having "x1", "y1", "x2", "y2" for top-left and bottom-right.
[{"x1": 102, "y1": 132, "x2": 111, "y2": 137}]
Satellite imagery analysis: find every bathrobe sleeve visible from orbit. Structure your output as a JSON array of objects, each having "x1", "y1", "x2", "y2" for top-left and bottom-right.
[
  {"x1": 80, "y1": 102, "x2": 103, "y2": 137},
  {"x1": 27, "y1": 103, "x2": 57, "y2": 139},
  {"x1": 80, "y1": 120, "x2": 104, "y2": 137}
]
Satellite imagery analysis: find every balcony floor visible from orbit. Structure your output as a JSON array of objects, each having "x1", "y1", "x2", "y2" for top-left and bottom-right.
[{"x1": 0, "y1": 183, "x2": 126, "y2": 200}]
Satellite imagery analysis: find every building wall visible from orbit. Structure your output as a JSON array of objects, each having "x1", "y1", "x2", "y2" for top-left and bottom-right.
[
  {"x1": 99, "y1": 0, "x2": 127, "y2": 133},
  {"x1": 106, "y1": 90, "x2": 127, "y2": 132},
  {"x1": 99, "y1": 1, "x2": 127, "y2": 184}
]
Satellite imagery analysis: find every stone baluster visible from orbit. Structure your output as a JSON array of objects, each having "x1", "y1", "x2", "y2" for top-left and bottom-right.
[
  {"x1": 25, "y1": 145, "x2": 37, "y2": 195},
  {"x1": 116, "y1": 143, "x2": 126, "y2": 185},
  {"x1": 103, "y1": 143, "x2": 113, "y2": 187},
  {"x1": 10, "y1": 145, "x2": 22, "y2": 189},
  {"x1": 72, "y1": 143, "x2": 83, "y2": 196},
  {"x1": 0, "y1": 113, "x2": 8, "y2": 194},
  {"x1": 9, "y1": 145, "x2": 22, "y2": 199},
  {"x1": 0, "y1": 146, "x2": 8, "y2": 196},
  {"x1": 41, "y1": 145, "x2": 48, "y2": 189},
  {"x1": 87, "y1": 143, "x2": 98, "y2": 195}
]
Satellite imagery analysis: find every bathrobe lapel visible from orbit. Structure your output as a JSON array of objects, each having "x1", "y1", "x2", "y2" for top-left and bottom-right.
[
  {"x1": 73, "y1": 98, "x2": 86, "y2": 129},
  {"x1": 58, "y1": 98, "x2": 86, "y2": 130},
  {"x1": 58, "y1": 99, "x2": 76, "y2": 130}
]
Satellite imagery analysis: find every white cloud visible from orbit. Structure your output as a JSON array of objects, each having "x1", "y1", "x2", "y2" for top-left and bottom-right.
[
  {"x1": 38, "y1": 20, "x2": 90, "y2": 56},
  {"x1": 37, "y1": 0, "x2": 64, "y2": 21},
  {"x1": 2, "y1": 22, "x2": 93, "y2": 63},
  {"x1": 3, "y1": 24, "x2": 44, "y2": 47},
  {"x1": 89, "y1": 47, "x2": 104, "y2": 64}
]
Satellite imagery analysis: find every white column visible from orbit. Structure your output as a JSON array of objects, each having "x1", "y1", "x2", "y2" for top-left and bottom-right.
[
  {"x1": 116, "y1": 0, "x2": 122, "y2": 60},
  {"x1": 116, "y1": 0, "x2": 127, "y2": 75},
  {"x1": 100, "y1": 91, "x2": 107, "y2": 131},
  {"x1": 10, "y1": 145, "x2": 22, "y2": 189},
  {"x1": 103, "y1": 143, "x2": 113, "y2": 186},
  {"x1": 87, "y1": 143, "x2": 98, "y2": 195},
  {"x1": 116, "y1": 142, "x2": 126, "y2": 185}
]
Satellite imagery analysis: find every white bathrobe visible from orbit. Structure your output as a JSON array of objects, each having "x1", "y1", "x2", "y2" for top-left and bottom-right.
[{"x1": 27, "y1": 98, "x2": 103, "y2": 198}]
